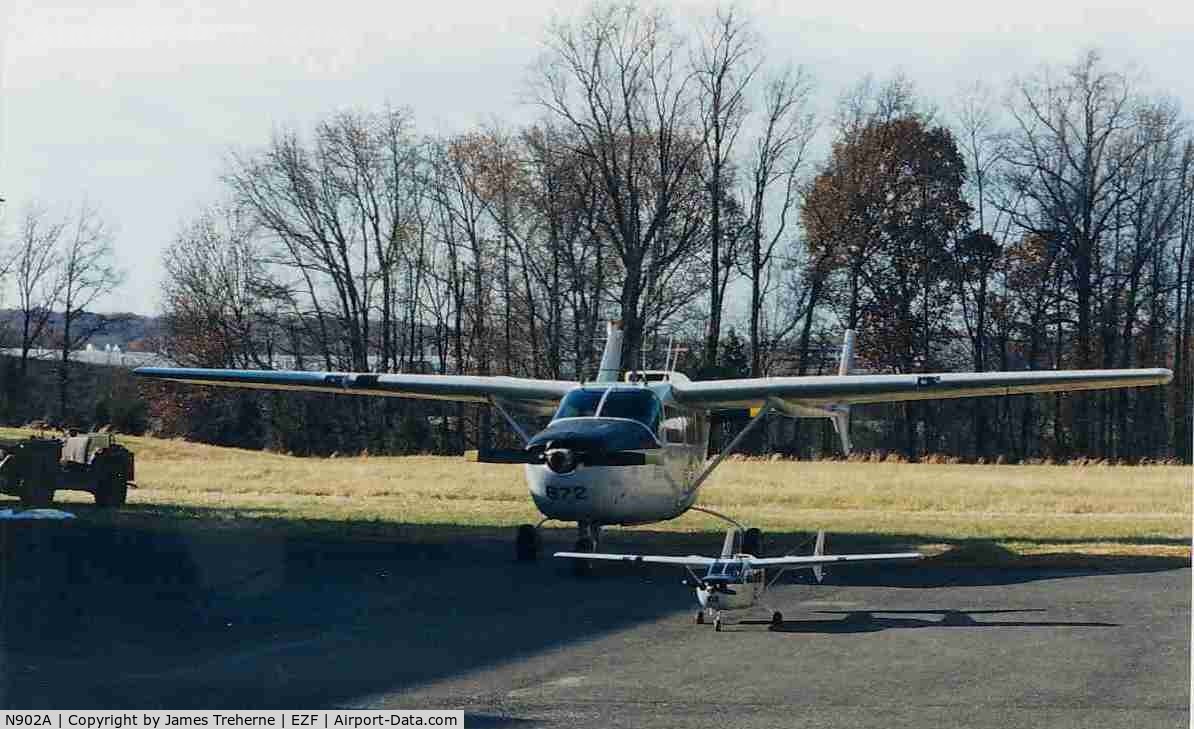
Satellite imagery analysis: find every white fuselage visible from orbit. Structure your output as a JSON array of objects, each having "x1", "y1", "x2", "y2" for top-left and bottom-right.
[
  {"x1": 526, "y1": 457, "x2": 699, "y2": 525},
  {"x1": 525, "y1": 421, "x2": 706, "y2": 524},
  {"x1": 522, "y1": 382, "x2": 710, "y2": 526},
  {"x1": 696, "y1": 559, "x2": 766, "y2": 612}
]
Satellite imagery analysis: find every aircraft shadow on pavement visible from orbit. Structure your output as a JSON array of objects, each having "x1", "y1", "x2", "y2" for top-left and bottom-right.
[
  {"x1": 592, "y1": 528, "x2": 1189, "y2": 589},
  {"x1": 0, "y1": 512, "x2": 703, "y2": 711},
  {"x1": 738, "y1": 608, "x2": 1119, "y2": 634},
  {"x1": 0, "y1": 508, "x2": 1182, "y2": 710}
]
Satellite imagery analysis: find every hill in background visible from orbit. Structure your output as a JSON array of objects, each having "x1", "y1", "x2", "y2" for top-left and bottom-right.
[{"x1": 0, "y1": 310, "x2": 161, "y2": 352}]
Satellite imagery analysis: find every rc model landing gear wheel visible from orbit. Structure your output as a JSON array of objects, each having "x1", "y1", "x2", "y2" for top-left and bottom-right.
[{"x1": 571, "y1": 537, "x2": 595, "y2": 577}]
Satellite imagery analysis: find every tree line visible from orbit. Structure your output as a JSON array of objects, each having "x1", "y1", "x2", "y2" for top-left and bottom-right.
[{"x1": 7, "y1": 3, "x2": 1192, "y2": 462}]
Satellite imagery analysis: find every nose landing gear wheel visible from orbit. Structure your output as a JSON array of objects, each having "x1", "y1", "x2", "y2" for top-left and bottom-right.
[
  {"x1": 770, "y1": 611, "x2": 783, "y2": 628},
  {"x1": 571, "y1": 537, "x2": 595, "y2": 577},
  {"x1": 515, "y1": 524, "x2": 540, "y2": 561}
]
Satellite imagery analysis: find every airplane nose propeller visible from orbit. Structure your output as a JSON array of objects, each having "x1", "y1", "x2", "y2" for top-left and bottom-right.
[{"x1": 545, "y1": 448, "x2": 578, "y2": 474}]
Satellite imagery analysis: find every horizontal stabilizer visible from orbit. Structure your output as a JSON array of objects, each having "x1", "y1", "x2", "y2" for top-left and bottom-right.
[
  {"x1": 553, "y1": 552, "x2": 716, "y2": 567},
  {"x1": 553, "y1": 549, "x2": 922, "y2": 569},
  {"x1": 747, "y1": 552, "x2": 922, "y2": 567}
]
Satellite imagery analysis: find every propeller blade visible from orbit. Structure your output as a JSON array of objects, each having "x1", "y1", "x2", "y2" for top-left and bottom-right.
[{"x1": 465, "y1": 448, "x2": 537, "y2": 464}]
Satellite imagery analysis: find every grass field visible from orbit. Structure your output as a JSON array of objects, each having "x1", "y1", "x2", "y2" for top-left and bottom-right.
[{"x1": 2, "y1": 427, "x2": 1190, "y2": 563}]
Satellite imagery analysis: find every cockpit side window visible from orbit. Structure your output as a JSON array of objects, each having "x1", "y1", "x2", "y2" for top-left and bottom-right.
[
  {"x1": 553, "y1": 389, "x2": 605, "y2": 420},
  {"x1": 598, "y1": 390, "x2": 663, "y2": 432}
]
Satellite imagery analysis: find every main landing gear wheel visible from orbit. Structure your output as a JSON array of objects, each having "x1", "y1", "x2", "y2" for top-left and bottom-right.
[
  {"x1": 771, "y1": 611, "x2": 783, "y2": 628},
  {"x1": 742, "y1": 527, "x2": 764, "y2": 557},
  {"x1": 515, "y1": 524, "x2": 540, "y2": 561},
  {"x1": 572, "y1": 537, "x2": 595, "y2": 577}
]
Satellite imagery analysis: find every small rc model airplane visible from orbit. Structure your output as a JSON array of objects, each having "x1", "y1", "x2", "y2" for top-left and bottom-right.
[
  {"x1": 136, "y1": 321, "x2": 1171, "y2": 567},
  {"x1": 555, "y1": 527, "x2": 922, "y2": 630}
]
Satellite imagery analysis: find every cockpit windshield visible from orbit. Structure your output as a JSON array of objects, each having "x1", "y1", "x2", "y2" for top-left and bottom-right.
[
  {"x1": 708, "y1": 560, "x2": 744, "y2": 581},
  {"x1": 554, "y1": 389, "x2": 604, "y2": 419},
  {"x1": 551, "y1": 388, "x2": 663, "y2": 433},
  {"x1": 599, "y1": 390, "x2": 663, "y2": 432}
]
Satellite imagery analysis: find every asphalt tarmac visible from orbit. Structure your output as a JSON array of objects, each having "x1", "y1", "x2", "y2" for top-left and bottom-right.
[{"x1": 0, "y1": 520, "x2": 1188, "y2": 728}]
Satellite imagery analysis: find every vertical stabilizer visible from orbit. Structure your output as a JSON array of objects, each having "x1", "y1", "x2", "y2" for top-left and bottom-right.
[
  {"x1": 596, "y1": 320, "x2": 624, "y2": 382},
  {"x1": 838, "y1": 329, "x2": 856, "y2": 376},
  {"x1": 721, "y1": 527, "x2": 740, "y2": 558}
]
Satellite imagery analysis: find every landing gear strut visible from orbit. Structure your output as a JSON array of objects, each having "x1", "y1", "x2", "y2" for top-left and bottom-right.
[{"x1": 571, "y1": 521, "x2": 601, "y2": 577}]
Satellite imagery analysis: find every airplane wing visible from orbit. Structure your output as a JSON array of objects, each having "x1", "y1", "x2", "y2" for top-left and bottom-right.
[
  {"x1": 553, "y1": 551, "x2": 717, "y2": 567},
  {"x1": 747, "y1": 552, "x2": 923, "y2": 567},
  {"x1": 670, "y1": 368, "x2": 1173, "y2": 412},
  {"x1": 134, "y1": 367, "x2": 577, "y2": 415}
]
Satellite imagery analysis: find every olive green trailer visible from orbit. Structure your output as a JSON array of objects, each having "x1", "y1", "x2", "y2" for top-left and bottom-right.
[{"x1": 0, "y1": 433, "x2": 134, "y2": 508}]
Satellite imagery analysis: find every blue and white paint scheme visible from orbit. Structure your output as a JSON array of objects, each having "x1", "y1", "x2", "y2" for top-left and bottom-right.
[{"x1": 555, "y1": 527, "x2": 922, "y2": 630}]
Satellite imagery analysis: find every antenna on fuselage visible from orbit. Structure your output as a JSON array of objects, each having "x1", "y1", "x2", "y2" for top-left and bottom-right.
[
  {"x1": 596, "y1": 321, "x2": 624, "y2": 383},
  {"x1": 666, "y1": 340, "x2": 688, "y2": 377}
]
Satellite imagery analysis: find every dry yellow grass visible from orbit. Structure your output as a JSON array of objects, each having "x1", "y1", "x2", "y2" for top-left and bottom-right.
[{"x1": 3, "y1": 427, "x2": 1190, "y2": 559}]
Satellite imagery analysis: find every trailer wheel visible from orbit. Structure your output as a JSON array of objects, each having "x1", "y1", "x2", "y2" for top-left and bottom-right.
[
  {"x1": 20, "y1": 480, "x2": 54, "y2": 508},
  {"x1": 18, "y1": 440, "x2": 59, "y2": 508},
  {"x1": 94, "y1": 474, "x2": 128, "y2": 507},
  {"x1": 92, "y1": 445, "x2": 132, "y2": 508}
]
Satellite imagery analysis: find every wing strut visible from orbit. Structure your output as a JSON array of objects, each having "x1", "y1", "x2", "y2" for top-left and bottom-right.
[
  {"x1": 489, "y1": 397, "x2": 530, "y2": 444},
  {"x1": 685, "y1": 401, "x2": 775, "y2": 497}
]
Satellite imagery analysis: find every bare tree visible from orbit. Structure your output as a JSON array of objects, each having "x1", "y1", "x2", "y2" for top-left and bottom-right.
[
  {"x1": 227, "y1": 107, "x2": 422, "y2": 372},
  {"x1": 741, "y1": 65, "x2": 816, "y2": 375},
  {"x1": 161, "y1": 203, "x2": 274, "y2": 369},
  {"x1": 8, "y1": 203, "x2": 65, "y2": 377},
  {"x1": 1004, "y1": 51, "x2": 1155, "y2": 454},
  {"x1": 55, "y1": 202, "x2": 125, "y2": 423},
  {"x1": 950, "y1": 80, "x2": 1010, "y2": 456},
  {"x1": 693, "y1": 6, "x2": 757, "y2": 370},
  {"x1": 1174, "y1": 140, "x2": 1194, "y2": 461},
  {"x1": 532, "y1": 1, "x2": 705, "y2": 364}
]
